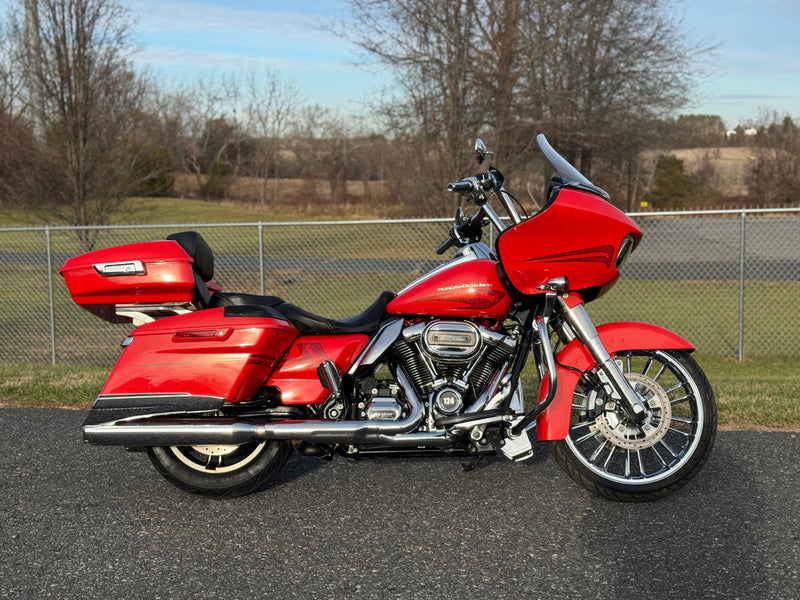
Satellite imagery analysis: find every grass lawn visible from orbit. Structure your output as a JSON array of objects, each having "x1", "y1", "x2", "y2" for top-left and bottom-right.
[{"x1": 1, "y1": 357, "x2": 797, "y2": 430}]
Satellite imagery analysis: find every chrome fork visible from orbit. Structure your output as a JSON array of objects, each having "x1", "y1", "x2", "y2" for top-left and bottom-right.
[{"x1": 557, "y1": 294, "x2": 651, "y2": 425}]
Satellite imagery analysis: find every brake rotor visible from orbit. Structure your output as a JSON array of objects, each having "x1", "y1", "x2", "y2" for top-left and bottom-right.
[{"x1": 592, "y1": 372, "x2": 672, "y2": 450}]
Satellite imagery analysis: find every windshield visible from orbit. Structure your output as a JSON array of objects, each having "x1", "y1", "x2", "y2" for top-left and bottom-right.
[{"x1": 536, "y1": 134, "x2": 610, "y2": 201}]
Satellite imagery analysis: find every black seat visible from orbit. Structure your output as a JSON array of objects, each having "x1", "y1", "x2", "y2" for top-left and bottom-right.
[
  {"x1": 211, "y1": 290, "x2": 395, "y2": 334},
  {"x1": 168, "y1": 231, "x2": 395, "y2": 335},
  {"x1": 274, "y1": 290, "x2": 396, "y2": 335}
]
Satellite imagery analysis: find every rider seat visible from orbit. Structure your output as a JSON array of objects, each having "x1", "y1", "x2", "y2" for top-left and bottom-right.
[{"x1": 167, "y1": 231, "x2": 394, "y2": 335}]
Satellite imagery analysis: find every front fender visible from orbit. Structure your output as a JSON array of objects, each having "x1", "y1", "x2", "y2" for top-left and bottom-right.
[{"x1": 535, "y1": 322, "x2": 694, "y2": 441}]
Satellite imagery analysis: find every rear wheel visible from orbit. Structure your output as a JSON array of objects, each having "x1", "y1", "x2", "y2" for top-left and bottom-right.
[
  {"x1": 549, "y1": 350, "x2": 716, "y2": 501},
  {"x1": 147, "y1": 440, "x2": 292, "y2": 497}
]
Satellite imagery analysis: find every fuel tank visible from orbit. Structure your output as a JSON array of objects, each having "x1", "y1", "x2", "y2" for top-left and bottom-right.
[{"x1": 387, "y1": 257, "x2": 512, "y2": 320}]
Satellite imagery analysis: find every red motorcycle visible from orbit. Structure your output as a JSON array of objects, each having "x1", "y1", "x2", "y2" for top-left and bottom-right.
[{"x1": 61, "y1": 135, "x2": 716, "y2": 500}]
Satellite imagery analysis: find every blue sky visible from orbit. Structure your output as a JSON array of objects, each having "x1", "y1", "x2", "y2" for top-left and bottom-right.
[{"x1": 131, "y1": 0, "x2": 800, "y2": 129}]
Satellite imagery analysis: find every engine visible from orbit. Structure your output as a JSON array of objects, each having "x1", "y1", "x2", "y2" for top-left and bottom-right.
[{"x1": 358, "y1": 320, "x2": 517, "y2": 428}]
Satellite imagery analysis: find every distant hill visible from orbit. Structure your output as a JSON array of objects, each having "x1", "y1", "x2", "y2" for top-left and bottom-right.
[{"x1": 645, "y1": 147, "x2": 756, "y2": 198}]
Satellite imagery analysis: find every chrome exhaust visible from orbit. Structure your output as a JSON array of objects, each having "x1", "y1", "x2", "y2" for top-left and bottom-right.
[{"x1": 83, "y1": 370, "x2": 444, "y2": 447}]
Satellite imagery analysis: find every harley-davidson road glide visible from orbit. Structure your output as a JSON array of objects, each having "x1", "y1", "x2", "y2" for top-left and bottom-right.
[{"x1": 61, "y1": 134, "x2": 716, "y2": 500}]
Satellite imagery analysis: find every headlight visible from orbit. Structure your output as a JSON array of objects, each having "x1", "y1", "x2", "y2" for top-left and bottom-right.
[{"x1": 615, "y1": 235, "x2": 636, "y2": 269}]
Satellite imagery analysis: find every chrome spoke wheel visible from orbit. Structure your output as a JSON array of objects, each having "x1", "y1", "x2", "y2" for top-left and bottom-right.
[{"x1": 550, "y1": 350, "x2": 716, "y2": 501}]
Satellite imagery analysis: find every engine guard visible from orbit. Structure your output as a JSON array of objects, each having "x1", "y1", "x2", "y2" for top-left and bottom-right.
[{"x1": 535, "y1": 322, "x2": 694, "y2": 441}]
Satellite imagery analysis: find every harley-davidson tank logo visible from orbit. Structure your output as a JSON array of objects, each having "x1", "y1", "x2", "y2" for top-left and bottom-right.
[
  {"x1": 522, "y1": 245, "x2": 615, "y2": 267},
  {"x1": 436, "y1": 282, "x2": 492, "y2": 292}
]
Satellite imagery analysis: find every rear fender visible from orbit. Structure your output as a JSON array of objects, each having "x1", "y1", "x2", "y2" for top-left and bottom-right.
[{"x1": 535, "y1": 322, "x2": 694, "y2": 441}]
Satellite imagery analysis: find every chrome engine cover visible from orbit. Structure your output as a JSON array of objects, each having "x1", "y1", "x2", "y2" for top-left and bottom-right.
[
  {"x1": 421, "y1": 321, "x2": 481, "y2": 362},
  {"x1": 365, "y1": 397, "x2": 404, "y2": 420},
  {"x1": 433, "y1": 387, "x2": 463, "y2": 416}
]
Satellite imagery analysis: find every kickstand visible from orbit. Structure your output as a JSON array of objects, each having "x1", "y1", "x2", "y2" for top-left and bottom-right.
[{"x1": 462, "y1": 455, "x2": 483, "y2": 472}]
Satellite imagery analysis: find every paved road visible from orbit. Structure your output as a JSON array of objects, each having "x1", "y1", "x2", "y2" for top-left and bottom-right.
[{"x1": 2, "y1": 408, "x2": 798, "y2": 600}]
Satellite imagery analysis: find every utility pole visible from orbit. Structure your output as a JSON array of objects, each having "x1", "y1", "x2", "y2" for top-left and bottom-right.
[{"x1": 24, "y1": 0, "x2": 46, "y2": 141}]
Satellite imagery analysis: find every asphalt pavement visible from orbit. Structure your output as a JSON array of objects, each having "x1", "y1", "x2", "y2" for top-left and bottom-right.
[{"x1": 1, "y1": 408, "x2": 798, "y2": 600}]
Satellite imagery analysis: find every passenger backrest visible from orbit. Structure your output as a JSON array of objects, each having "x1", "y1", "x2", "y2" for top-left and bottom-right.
[{"x1": 166, "y1": 231, "x2": 215, "y2": 307}]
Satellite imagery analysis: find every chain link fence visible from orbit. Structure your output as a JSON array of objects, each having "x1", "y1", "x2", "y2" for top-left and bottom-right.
[{"x1": 1, "y1": 208, "x2": 798, "y2": 365}]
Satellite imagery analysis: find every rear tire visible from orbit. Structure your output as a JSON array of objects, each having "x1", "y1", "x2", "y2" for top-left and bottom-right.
[
  {"x1": 147, "y1": 440, "x2": 292, "y2": 497},
  {"x1": 549, "y1": 350, "x2": 716, "y2": 502}
]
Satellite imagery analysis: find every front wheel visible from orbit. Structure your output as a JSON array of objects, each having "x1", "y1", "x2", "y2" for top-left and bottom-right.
[
  {"x1": 549, "y1": 350, "x2": 716, "y2": 502},
  {"x1": 147, "y1": 439, "x2": 292, "y2": 497}
]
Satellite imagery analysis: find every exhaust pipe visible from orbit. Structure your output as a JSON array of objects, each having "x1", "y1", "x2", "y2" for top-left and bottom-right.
[{"x1": 83, "y1": 370, "x2": 443, "y2": 447}]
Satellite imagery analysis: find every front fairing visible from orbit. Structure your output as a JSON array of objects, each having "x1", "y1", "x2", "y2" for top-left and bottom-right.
[{"x1": 496, "y1": 188, "x2": 641, "y2": 297}]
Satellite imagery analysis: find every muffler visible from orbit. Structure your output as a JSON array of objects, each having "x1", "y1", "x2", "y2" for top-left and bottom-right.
[{"x1": 83, "y1": 370, "x2": 439, "y2": 447}]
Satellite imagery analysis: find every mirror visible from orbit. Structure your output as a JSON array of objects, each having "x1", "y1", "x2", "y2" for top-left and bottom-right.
[{"x1": 475, "y1": 139, "x2": 487, "y2": 165}]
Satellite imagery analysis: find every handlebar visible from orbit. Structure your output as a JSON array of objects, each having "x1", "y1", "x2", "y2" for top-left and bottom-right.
[
  {"x1": 447, "y1": 173, "x2": 498, "y2": 195},
  {"x1": 437, "y1": 166, "x2": 513, "y2": 254},
  {"x1": 447, "y1": 180, "x2": 474, "y2": 193},
  {"x1": 435, "y1": 236, "x2": 456, "y2": 255}
]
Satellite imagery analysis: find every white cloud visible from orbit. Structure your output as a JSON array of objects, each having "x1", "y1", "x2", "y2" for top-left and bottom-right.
[
  {"x1": 136, "y1": 45, "x2": 358, "y2": 73},
  {"x1": 131, "y1": 0, "x2": 330, "y2": 41}
]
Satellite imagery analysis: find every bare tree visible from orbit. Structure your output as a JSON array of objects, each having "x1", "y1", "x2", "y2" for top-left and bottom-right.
[
  {"x1": 9, "y1": 0, "x2": 149, "y2": 249},
  {"x1": 0, "y1": 112, "x2": 59, "y2": 208},
  {"x1": 522, "y1": 0, "x2": 706, "y2": 176},
  {"x1": 291, "y1": 104, "x2": 355, "y2": 206},
  {"x1": 165, "y1": 76, "x2": 244, "y2": 201},
  {"x1": 23, "y1": 0, "x2": 46, "y2": 140},
  {"x1": 341, "y1": 0, "x2": 707, "y2": 213},
  {"x1": 343, "y1": 0, "x2": 483, "y2": 189},
  {"x1": 245, "y1": 70, "x2": 302, "y2": 205},
  {"x1": 0, "y1": 20, "x2": 27, "y2": 118},
  {"x1": 746, "y1": 114, "x2": 800, "y2": 205}
]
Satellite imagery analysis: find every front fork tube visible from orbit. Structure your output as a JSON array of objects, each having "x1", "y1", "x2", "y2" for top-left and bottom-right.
[{"x1": 558, "y1": 296, "x2": 651, "y2": 425}]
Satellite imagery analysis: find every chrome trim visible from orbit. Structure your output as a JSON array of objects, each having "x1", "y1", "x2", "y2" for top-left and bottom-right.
[
  {"x1": 497, "y1": 189, "x2": 522, "y2": 226},
  {"x1": 464, "y1": 368, "x2": 510, "y2": 414},
  {"x1": 481, "y1": 203, "x2": 507, "y2": 231},
  {"x1": 451, "y1": 414, "x2": 513, "y2": 429},
  {"x1": 376, "y1": 431, "x2": 452, "y2": 447},
  {"x1": 455, "y1": 241, "x2": 495, "y2": 260},
  {"x1": 115, "y1": 302, "x2": 195, "y2": 325},
  {"x1": 401, "y1": 322, "x2": 426, "y2": 343},
  {"x1": 347, "y1": 318, "x2": 403, "y2": 375},
  {"x1": 421, "y1": 320, "x2": 481, "y2": 362},
  {"x1": 93, "y1": 260, "x2": 145, "y2": 276}
]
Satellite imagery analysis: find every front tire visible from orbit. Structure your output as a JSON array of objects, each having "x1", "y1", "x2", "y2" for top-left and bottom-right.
[
  {"x1": 549, "y1": 350, "x2": 716, "y2": 501},
  {"x1": 147, "y1": 440, "x2": 292, "y2": 497}
]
